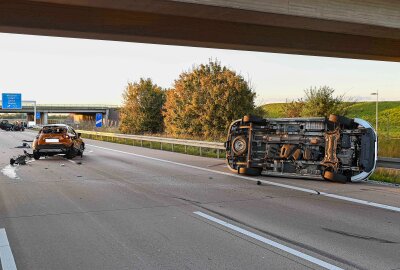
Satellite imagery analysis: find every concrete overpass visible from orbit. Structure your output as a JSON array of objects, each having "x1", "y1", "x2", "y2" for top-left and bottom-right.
[
  {"x1": 0, "y1": 104, "x2": 119, "y2": 125},
  {"x1": 0, "y1": 0, "x2": 399, "y2": 61}
]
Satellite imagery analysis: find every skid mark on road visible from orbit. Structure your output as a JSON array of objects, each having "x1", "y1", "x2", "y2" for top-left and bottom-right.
[
  {"x1": 0, "y1": 228, "x2": 17, "y2": 270},
  {"x1": 322, "y1": 228, "x2": 397, "y2": 244},
  {"x1": 87, "y1": 144, "x2": 400, "y2": 213},
  {"x1": 194, "y1": 211, "x2": 344, "y2": 270}
]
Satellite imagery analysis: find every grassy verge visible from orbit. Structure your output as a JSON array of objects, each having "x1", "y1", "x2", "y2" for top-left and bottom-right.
[
  {"x1": 81, "y1": 133, "x2": 226, "y2": 159},
  {"x1": 369, "y1": 168, "x2": 400, "y2": 185}
]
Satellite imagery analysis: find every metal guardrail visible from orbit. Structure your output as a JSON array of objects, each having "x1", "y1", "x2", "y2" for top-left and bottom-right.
[
  {"x1": 77, "y1": 130, "x2": 225, "y2": 158},
  {"x1": 76, "y1": 130, "x2": 400, "y2": 167},
  {"x1": 377, "y1": 158, "x2": 400, "y2": 169}
]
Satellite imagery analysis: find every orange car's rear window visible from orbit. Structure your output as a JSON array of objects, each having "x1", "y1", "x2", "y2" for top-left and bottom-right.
[{"x1": 41, "y1": 127, "x2": 67, "y2": 134}]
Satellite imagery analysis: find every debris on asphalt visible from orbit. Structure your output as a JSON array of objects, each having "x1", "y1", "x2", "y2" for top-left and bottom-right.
[
  {"x1": 10, "y1": 150, "x2": 34, "y2": 166},
  {"x1": 1, "y1": 165, "x2": 19, "y2": 179},
  {"x1": 60, "y1": 164, "x2": 65, "y2": 167},
  {"x1": 15, "y1": 142, "x2": 31, "y2": 149}
]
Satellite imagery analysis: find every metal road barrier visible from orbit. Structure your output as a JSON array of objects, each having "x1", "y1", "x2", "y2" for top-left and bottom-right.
[
  {"x1": 377, "y1": 157, "x2": 400, "y2": 169},
  {"x1": 77, "y1": 130, "x2": 225, "y2": 158},
  {"x1": 77, "y1": 130, "x2": 400, "y2": 167}
]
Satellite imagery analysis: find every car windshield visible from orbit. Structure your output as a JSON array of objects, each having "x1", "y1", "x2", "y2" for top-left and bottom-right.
[{"x1": 41, "y1": 127, "x2": 67, "y2": 134}]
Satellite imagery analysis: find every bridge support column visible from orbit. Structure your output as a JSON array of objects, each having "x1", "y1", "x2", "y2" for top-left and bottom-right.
[
  {"x1": 43, "y1": 112, "x2": 48, "y2": 125},
  {"x1": 105, "y1": 109, "x2": 110, "y2": 127}
]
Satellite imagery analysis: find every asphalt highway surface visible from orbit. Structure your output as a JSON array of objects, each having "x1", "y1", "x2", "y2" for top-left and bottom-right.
[{"x1": 0, "y1": 130, "x2": 399, "y2": 270}]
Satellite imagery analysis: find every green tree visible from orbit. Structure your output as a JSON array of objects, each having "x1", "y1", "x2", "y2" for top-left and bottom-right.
[
  {"x1": 301, "y1": 86, "x2": 351, "y2": 117},
  {"x1": 119, "y1": 78, "x2": 165, "y2": 134},
  {"x1": 164, "y1": 60, "x2": 256, "y2": 140}
]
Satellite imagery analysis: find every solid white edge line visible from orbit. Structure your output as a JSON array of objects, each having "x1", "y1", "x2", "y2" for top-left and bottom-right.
[
  {"x1": 0, "y1": 228, "x2": 17, "y2": 270},
  {"x1": 86, "y1": 144, "x2": 400, "y2": 213},
  {"x1": 193, "y1": 211, "x2": 343, "y2": 270}
]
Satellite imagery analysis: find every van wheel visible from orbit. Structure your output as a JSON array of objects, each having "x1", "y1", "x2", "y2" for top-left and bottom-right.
[
  {"x1": 232, "y1": 136, "x2": 247, "y2": 156},
  {"x1": 238, "y1": 167, "x2": 262, "y2": 176},
  {"x1": 243, "y1": 115, "x2": 264, "y2": 124},
  {"x1": 323, "y1": 170, "x2": 348, "y2": 183},
  {"x1": 328, "y1": 114, "x2": 353, "y2": 128}
]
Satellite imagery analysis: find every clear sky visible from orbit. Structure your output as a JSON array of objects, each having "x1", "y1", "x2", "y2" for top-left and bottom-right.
[{"x1": 0, "y1": 33, "x2": 399, "y2": 105}]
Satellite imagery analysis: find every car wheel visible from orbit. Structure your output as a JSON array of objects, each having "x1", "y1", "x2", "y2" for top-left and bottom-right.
[
  {"x1": 238, "y1": 167, "x2": 262, "y2": 176},
  {"x1": 66, "y1": 150, "x2": 75, "y2": 159},
  {"x1": 232, "y1": 136, "x2": 247, "y2": 156},
  {"x1": 33, "y1": 151, "x2": 41, "y2": 160},
  {"x1": 323, "y1": 170, "x2": 348, "y2": 183}
]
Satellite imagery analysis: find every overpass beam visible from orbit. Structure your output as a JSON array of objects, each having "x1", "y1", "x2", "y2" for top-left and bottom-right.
[{"x1": 0, "y1": 1, "x2": 399, "y2": 61}]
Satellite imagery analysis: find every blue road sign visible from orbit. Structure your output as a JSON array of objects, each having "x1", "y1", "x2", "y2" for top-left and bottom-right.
[
  {"x1": 95, "y1": 113, "x2": 103, "y2": 128},
  {"x1": 36, "y1": 112, "x2": 41, "y2": 119},
  {"x1": 2, "y1": 93, "x2": 22, "y2": 109}
]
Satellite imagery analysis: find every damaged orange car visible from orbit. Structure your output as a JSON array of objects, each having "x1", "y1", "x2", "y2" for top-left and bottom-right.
[{"x1": 32, "y1": 124, "x2": 85, "y2": 159}]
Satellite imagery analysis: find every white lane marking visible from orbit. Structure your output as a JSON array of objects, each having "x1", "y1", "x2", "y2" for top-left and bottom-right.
[
  {"x1": 194, "y1": 211, "x2": 343, "y2": 270},
  {"x1": 320, "y1": 193, "x2": 400, "y2": 212},
  {"x1": 0, "y1": 228, "x2": 17, "y2": 270},
  {"x1": 87, "y1": 144, "x2": 400, "y2": 213}
]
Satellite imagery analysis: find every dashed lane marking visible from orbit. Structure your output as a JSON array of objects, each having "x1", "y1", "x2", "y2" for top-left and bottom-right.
[{"x1": 194, "y1": 211, "x2": 343, "y2": 270}]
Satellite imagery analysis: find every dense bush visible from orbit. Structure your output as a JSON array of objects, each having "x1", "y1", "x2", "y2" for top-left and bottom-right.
[{"x1": 280, "y1": 86, "x2": 352, "y2": 118}]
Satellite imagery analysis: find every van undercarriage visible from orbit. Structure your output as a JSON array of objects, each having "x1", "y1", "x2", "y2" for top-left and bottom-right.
[{"x1": 225, "y1": 115, "x2": 377, "y2": 183}]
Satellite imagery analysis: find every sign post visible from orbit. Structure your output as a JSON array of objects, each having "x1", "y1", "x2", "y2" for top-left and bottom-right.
[
  {"x1": 2, "y1": 93, "x2": 22, "y2": 109},
  {"x1": 95, "y1": 113, "x2": 103, "y2": 128}
]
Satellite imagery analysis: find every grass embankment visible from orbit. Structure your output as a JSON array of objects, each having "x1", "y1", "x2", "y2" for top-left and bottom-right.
[
  {"x1": 81, "y1": 133, "x2": 226, "y2": 159},
  {"x1": 369, "y1": 168, "x2": 400, "y2": 185}
]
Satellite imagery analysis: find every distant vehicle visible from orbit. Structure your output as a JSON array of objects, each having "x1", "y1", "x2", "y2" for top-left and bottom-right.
[
  {"x1": 12, "y1": 121, "x2": 25, "y2": 131},
  {"x1": 0, "y1": 120, "x2": 15, "y2": 131},
  {"x1": 27, "y1": 121, "x2": 36, "y2": 129},
  {"x1": 0, "y1": 120, "x2": 25, "y2": 131},
  {"x1": 225, "y1": 115, "x2": 377, "y2": 183},
  {"x1": 32, "y1": 124, "x2": 85, "y2": 159}
]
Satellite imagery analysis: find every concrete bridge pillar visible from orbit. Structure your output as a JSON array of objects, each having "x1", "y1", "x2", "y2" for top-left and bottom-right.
[{"x1": 43, "y1": 112, "x2": 48, "y2": 125}]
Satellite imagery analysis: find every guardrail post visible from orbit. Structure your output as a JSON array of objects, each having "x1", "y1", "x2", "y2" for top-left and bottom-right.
[
  {"x1": 141, "y1": 140, "x2": 143, "y2": 147},
  {"x1": 185, "y1": 145, "x2": 187, "y2": 154},
  {"x1": 160, "y1": 142, "x2": 163, "y2": 150},
  {"x1": 217, "y1": 149, "x2": 220, "y2": 159},
  {"x1": 172, "y1": 144, "x2": 174, "y2": 152},
  {"x1": 132, "y1": 139, "x2": 135, "y2": 146},
  {"x1": 150, "y1": 141, "x2": 152, "y2": 148},
  {"x1": 199, "y1": 147, "x2": 202, "y2": 156}
]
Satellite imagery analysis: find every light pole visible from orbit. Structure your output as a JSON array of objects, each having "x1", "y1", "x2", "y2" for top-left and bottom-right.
[{"x1": 370, "y1": 91, "x2": 378, "y2": 132}]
